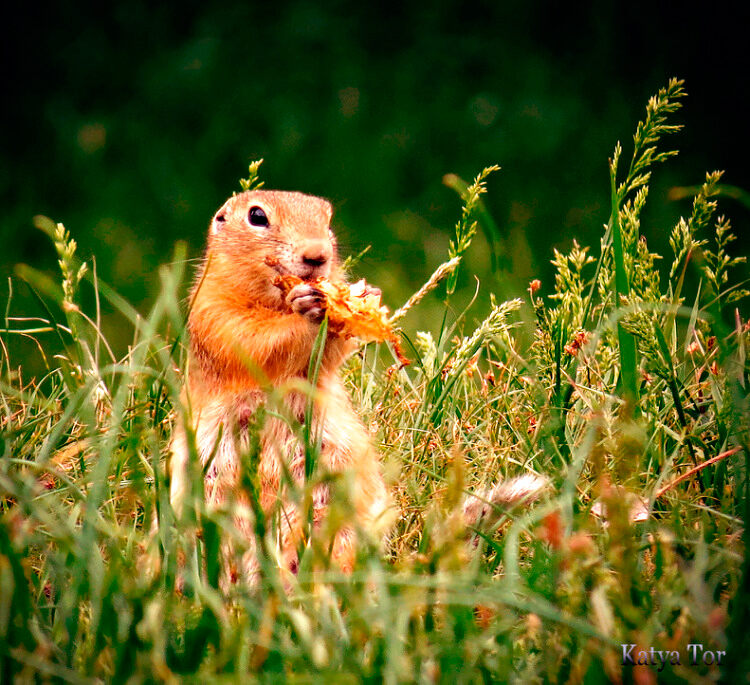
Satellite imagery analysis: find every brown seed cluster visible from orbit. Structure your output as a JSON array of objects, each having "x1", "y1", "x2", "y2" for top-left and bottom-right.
[{"x1": 564, "y1": 329, "x2": 589, "y2": 357}]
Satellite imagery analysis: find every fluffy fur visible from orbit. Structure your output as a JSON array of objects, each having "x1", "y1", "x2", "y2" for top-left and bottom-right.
[{"x1": 170, "y1": 190, "x2": 390, "y2": 582}]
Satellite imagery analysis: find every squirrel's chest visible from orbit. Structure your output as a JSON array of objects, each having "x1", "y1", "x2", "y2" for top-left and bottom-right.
[{"x1": 195, "y1": 389, "x2": 351, "y2": 478}]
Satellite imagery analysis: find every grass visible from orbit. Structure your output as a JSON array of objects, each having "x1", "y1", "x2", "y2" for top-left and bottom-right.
[{"x1": 2, "y1": 78, "x2": 749, "y2": 682}]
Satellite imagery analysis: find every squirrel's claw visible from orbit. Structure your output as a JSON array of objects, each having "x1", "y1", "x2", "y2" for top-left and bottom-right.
[{"x1": 287, "y1": 283, "x2": 327, "y2": 324}]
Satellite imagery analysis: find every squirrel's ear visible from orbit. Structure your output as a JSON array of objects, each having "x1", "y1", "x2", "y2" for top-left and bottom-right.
[
  {"x1": 211, "y1": 215, "x2": 226, "y2": 234},
  {"x1": 211, "y1": 205, "x2": 229, "y2": 234}
]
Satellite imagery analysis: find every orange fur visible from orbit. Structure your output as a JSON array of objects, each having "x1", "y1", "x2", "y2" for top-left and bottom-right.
[{"x1": 170, "y1": 190, "x2": 390, "y2": 584}]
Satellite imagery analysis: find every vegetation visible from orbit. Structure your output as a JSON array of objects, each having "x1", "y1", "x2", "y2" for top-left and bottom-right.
[{"x1": 2, "y1": 80, "x2": 749, "y2": 682}]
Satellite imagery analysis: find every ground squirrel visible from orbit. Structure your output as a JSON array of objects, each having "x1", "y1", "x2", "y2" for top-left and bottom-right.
[{"x1": 169, "y1": 190, "x2": 390, "y2": 582}]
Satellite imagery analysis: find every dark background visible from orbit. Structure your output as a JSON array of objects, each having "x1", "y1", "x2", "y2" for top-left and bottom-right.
[{"x1": 2, "y1": 1, "x2": 748, "y2": 371}]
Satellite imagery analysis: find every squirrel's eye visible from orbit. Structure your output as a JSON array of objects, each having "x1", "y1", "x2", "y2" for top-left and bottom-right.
[{"x1": 248, "y1": 206, "x2": 269, "y2": 227}]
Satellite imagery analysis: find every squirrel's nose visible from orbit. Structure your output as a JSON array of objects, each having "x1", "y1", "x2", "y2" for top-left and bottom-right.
[{"x1": 301, "y1": 241, "x2": 331, "y2": 267}]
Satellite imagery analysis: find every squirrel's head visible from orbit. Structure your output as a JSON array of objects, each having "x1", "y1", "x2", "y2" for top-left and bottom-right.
[{"x1": 205, "y1": 190, "x2": 339, "y2": 301}]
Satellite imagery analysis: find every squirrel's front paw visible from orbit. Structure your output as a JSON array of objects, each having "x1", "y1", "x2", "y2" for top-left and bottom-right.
[{"x1": 287, "y1": 283, "x2": 327, "y2": 324}]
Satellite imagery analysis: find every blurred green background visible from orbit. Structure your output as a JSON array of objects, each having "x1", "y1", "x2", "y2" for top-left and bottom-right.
[{"x1": 2, "y1": 1, "x2": 748, "y2": 372}]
